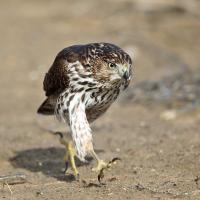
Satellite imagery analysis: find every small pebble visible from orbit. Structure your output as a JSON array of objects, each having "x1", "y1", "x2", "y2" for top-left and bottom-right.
[
  {"x1": 116, "y1": 148, "x2": 120, "y2": 152},
  {"x1": 160, "y1": 110, "x2": 177, "y2": 120}
]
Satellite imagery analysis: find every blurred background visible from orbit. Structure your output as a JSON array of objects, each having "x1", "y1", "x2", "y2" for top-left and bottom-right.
[{"x1": 0, "y1": 0, "x2": 200, "y2": 199}]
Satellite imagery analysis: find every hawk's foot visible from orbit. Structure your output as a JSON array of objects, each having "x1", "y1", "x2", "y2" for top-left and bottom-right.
[
  {"x1": 97, "y1": 158, "x2": 121, "y2": 183},
  {"x1": 92, "y1": 159, "x2": 107, "y2": 172},
  {"x1": 54, "y1": 132, "x2": 79, "y2": 180},
  {"x1": 90, "y1": 150, "x2": 121, "y2": 183}
]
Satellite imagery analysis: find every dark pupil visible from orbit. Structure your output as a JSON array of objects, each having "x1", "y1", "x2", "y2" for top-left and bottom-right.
[{"x1": 110, "y1": 63, "x2": 116, "y2": 68}]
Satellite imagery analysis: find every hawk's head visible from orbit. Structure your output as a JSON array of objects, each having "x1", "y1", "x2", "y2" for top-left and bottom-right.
[{"x1": 87, "y1": 43, "x2": 132, "y2": 90}]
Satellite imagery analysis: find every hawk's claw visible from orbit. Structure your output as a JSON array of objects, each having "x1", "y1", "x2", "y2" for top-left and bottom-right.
[
  {"x1": 64, "y1": 161, "x2": 69, "y2": 173},
  {"x1": 111, "y1": 157, "x2": 121, "y2": 163},
  {"x1": 98, "y1": 169, "x2": 105, "y2": 183},
  {"x1": 54, "y1": 131, "x2": 64, "y2": 138},
  {"x1": 94, "y1": 157, "x2": 121, "y2": 183}
]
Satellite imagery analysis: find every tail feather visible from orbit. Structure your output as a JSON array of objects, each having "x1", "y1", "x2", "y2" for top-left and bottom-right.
[{"x1": 37, "y1": 95, "x2": 57, "y2": 115}]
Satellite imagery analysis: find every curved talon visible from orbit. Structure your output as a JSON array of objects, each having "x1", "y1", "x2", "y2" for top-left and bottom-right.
[
  {"x1": 54, "y1": 131, "x2": 64, "y2": 138},
  {"x1": 111, "y1": 157, "x2": 121, "y2": 163},
  {"x1": 98, "y1": 169, "x2": 105, "y2": 183},
  {"x1": 64, "y1": 161, "x2": 69, "y2": 173}
]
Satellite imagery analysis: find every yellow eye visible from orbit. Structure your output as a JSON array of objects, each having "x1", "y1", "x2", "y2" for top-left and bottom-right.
[{"x1": 109, "y1": 63, "x2": 117, "y2": 68}]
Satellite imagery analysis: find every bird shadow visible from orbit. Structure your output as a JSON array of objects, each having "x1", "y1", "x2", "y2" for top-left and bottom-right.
[{"x1": 9, "y1": 147, "x2": 104, "y2": 182}]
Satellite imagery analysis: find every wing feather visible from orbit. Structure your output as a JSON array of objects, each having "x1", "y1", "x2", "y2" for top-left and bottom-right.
[{"x1": 43, "y1": 45, "x2": 82, "y2": 96}]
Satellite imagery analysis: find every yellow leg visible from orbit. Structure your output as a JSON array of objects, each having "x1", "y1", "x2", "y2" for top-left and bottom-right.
[
  {"x1": 68, "y1": 141, "x2": 79, "y2": 177},
  {"x1": 54, "y1": 132, "x2": 79, "y2": 179}
]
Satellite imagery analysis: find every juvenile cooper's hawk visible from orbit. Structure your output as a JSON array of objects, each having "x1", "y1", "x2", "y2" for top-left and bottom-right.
[{"x1": 37, "y1": 43, "x2": 132, "y2": 181}]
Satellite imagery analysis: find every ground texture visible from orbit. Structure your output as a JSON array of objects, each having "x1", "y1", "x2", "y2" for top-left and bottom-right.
[{"x1": 0, "y1": 0, "x2": 200, "y2": 199}]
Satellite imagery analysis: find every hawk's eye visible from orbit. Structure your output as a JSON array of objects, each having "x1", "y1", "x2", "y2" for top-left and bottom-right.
[{"x1": 109, "y1": 63, "x2": 117, "y2": 68}]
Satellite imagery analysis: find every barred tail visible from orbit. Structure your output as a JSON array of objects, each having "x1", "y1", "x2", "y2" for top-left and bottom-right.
[{"x1": 37, "y1": 95, "x2": 57, "y2": 115}]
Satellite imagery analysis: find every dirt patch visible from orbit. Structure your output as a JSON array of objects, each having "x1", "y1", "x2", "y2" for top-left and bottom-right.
[{"x1": 0, "y1": 0, "x2": 200, "y2": 199}]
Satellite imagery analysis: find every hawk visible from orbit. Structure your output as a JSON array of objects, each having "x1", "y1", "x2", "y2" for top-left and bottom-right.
[{"x1": 37, "y1": 43, "x2": 132, "y2": 181}]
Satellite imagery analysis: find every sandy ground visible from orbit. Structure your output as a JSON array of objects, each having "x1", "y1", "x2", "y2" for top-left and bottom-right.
[{"x1": 0, "y1": 0, "x2": 200, "y2": 199}]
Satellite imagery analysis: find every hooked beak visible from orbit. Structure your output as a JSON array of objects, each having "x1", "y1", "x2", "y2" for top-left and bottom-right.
[
  {"x1": 123, "y1": 70, "x2": 129, "y2": 80},
  {"x1": 121, "y1": 69, "x2": 131, "y2": 90},
  {"x1": 117, "y1": 64, "x2": 131, "y2": 89}
]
